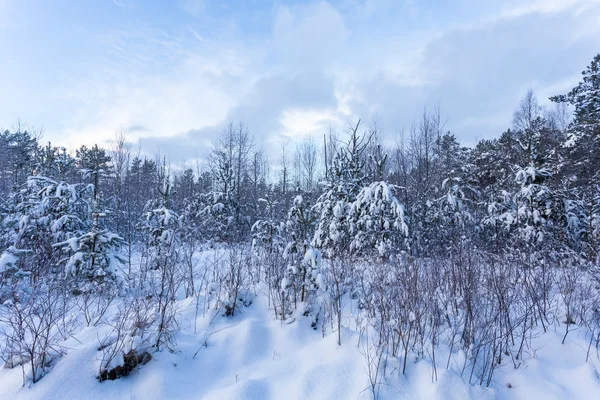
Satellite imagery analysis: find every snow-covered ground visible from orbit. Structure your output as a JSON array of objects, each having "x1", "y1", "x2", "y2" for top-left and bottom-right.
[{"x1": 1, "y1": 281, "x2": 599, "y2": 400}]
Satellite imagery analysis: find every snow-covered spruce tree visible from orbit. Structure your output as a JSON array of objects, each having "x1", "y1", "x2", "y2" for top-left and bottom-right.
[
  {"x1": 252, "y1": 196, "x2": 285, "y2": 254},
  {"x1": 0, "y1": 170, "x2": 91, "y2": 384},
  {"x1": 259, "y1": 194, "x2": 322, "y2": 321},
  {"x1": 48, "y1": 151, "x2": 126, "y2": 329},
  {"x1": 0, "y1": 127, "x2": 38, "y2": 198},
  {"x1": 551, "y1": 53, "x2": 600, "y2": 150},
  {"x1": 482, "y1": 189, "x2": 514, "y2": 254},
  {"x1": 190, "y1": 189, "x2": 237, "y2": 245},
  {"x1": 54, "y1": 220, "x2": 125, "y2": 295},
  {"x1": 76, "y1": 144, "x2": 111, "y2": 205},
  {"x1": 348, "y1": 181, "x2": 408, "y2": 260},
  {"x1": 428, "y1": 133, "x2": 476, "y2": 254},
  {"x1": 481, "y1": 91, "x2": 558, "y2": 264},
  {"x1": 252, "y1": 217, "x2": 285, "y2": 253},
  {"x1": 492, "y1": 165, "x2": 556, "y2": 330},
  {"x1": 514, "y1": 166, "x2": 553, "y2": 247},
  {"x1": 552, "y1": 53, "x2": 600, "y2": 265},
  {"x1": 178, "y1": 195, "x2": 204, "y2": 299},
  {"x1": 425, "y1": 176, "x2": 475, "y2": 257},
  {"x1": 470, "y1": 129, "x2": 524, "y2": 208},
  {"x1": 142, "y1": 164, "x2": 180, "y2": 351},
  {"x1": 207, "y1": 122, "x2": 254, "y2": 243},
  {"x1": 35, "y1": 143, "x2": 76, "y2": 182},
  {"x1": 312, "y1": 121, "x2": 368, "y2": 259},
  {"x1": 3, "y1": 175, "x2": 92, "y2": 286},
  {"x1": 251, "y1": 196, "x2": 288, "y2": 317},
  {"x1": 123, "y1": 156, "x2": 159, "y2": 245},
  {"x1": 43, "y1": 173, "x2": 125, "y2": 294},
  {"x1": 104, "y1": 134, "x2": 131, "y2": 245},
  {"x1": 5, "y1": 144, "x2": 123, "y2": 294},
  {"x1": 509, "y1": 94, "x2": 556, "y2": 263},
  {"x1": 281, "y1": 194, "x2": 319, "y2": 308},
  {"x1": 484, "y1": 165, "x2": 554, "y2": 266},
  {"x1": 325, "y1": 173, "x2": 410, "y2": 344},
  {"x1": 309, "y1": 123, "x2": 371, "y2": 333}
]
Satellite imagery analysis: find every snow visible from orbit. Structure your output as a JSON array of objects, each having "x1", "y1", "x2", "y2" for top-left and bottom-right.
[
  {"x1": 303, "y1": 247, "x2": 321, "y2": 265},
  {"x1": 0, "y1": 251, "x2": 17, "y2": 273},
  {"x1": 67, "y1": 237, "x2": 79, "y2": 252},
  {"x1": 1, "y1": 278, "x2": 599, "y2": 399},
  {"x1": 333, "y1": 202, "x2": 343, "y2": 218},
  {"x1": 212, "y1": 203, "x2": 225, "y2": 213}
]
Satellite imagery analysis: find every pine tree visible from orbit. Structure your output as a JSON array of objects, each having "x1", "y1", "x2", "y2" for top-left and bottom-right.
[
  {"x1": 252, "y1": 196, "x2": 285, "y2": 253},
  {"x1": 142, "y1": 168, "x2": 180, "y2": 351},
  {"x1": 56, "y1": 227, "x2": 125, "y2": 294},
  {"x1": 282, "y1": 195, "x2": 319, "y2": 304},
  {"x1": 313, "y1": 121, "x2": 367, "y2": 258},
  {"x1": 12, "y1": 175, "x2": 91, "y2": 284},
  {"x1": 348, "y1": 181, "x2": 408, "y2": 259},
  {"x1": 0, "y1": 127, "x2": 37, "y2": 199},
  {"x1": 552, "y1": 53, "x2": 600, "y2": 263},
  {"x1": 76, "y1": 144, "x2": 111, "y2": 204}
]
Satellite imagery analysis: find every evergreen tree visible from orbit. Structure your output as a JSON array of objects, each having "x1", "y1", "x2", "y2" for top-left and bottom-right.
[
  {"x1": 313, "y1": 121, "x2": 367, "y2": 258},
  {"x1": 552, "y1": 53, "x2": 600, "y2": 264},
  {"x1": 348, "y1": 181, "x2": 408, "y2": 259}
]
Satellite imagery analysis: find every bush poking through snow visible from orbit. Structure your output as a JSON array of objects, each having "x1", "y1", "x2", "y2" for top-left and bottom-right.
[
  {"x1": 98, "y1": 350, "x2": 152, "y2": 382},
  {"x1": 0, "y1": 287, "x2": 77, "y2": 385}
]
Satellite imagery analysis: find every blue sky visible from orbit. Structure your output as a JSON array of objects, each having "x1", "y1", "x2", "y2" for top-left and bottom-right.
[{"x1": 1, "y1": 0, "x2": 599, "y2": 163}]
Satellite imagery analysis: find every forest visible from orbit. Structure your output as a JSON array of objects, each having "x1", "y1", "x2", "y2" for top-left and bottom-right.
[{"x1": 0, "y1": 53, "x2": 598, "y2": 398}]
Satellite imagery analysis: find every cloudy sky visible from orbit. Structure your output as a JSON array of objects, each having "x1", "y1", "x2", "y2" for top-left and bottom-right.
[{"x1": 1, "y1": 0, "x2": 599, "y2": 163}]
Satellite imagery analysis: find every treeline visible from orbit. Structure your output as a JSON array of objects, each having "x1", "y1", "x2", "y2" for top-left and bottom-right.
[
  {"x1": 1, "y1": 59, "x2": 597, "y2": 267},
  {"x1": 0, "y1": 54, "x2": 598, "y2": 390}
]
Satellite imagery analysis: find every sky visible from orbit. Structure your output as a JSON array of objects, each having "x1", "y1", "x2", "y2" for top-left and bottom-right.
[{"x1": 1, "y1": 0, "x2": 599, "y2": 164}]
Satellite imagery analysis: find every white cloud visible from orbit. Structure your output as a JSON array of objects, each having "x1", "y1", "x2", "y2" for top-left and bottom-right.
[
  {"x1": 49, "y1": 25, "x2": 260, "y2": 151},
  {"x1": 497, "y1": 0, "x2": 600, "y2": 19},
  {"x1": 280, "y1": 109, "x2": 340, "y2": 139},
  {"x1": 28, "y1": 0, "x2": 600, "y2": 163},
  {"x1": 272, "y1": 1, "x2": 349, "y2": 70}
]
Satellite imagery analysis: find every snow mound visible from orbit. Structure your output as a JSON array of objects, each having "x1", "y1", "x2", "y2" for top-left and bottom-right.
[{"x1": 0, "y1": 291, "x2": 599, "y2": 399}]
